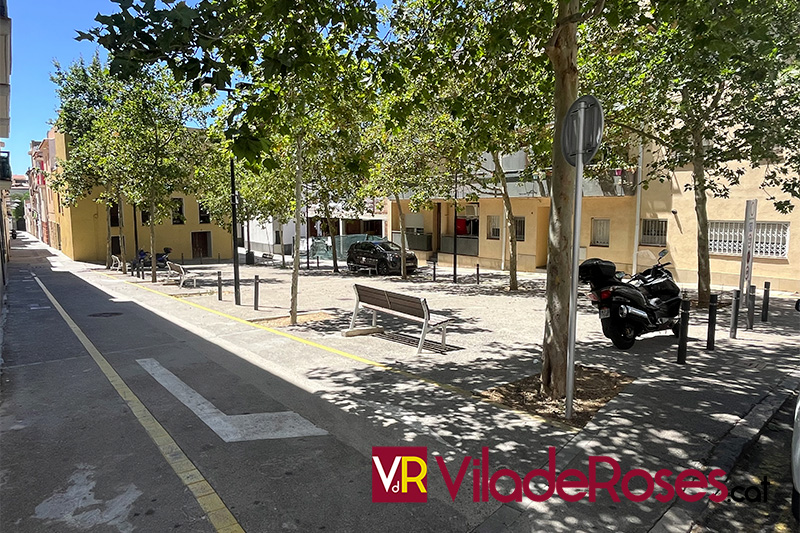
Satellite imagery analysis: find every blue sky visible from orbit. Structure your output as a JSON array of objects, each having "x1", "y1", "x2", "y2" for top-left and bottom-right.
[{"x1": 6, "y1": 0, "x2": 114, "y2": 176}]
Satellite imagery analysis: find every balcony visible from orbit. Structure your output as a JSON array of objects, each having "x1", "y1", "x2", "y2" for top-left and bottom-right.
[
  {"x1": 391, "y1": 231, "x2": 433, "y2": 251},
  {"x1": 440, "y1": 235, "x2": 479, "y2": 256}
]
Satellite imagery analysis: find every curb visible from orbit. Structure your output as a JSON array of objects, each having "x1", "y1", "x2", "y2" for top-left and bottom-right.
[{"x1": 649, "y1": 371, "x2": 800, "y2": 533}]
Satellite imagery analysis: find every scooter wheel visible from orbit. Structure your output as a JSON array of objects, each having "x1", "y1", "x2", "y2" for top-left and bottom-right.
[
  {"x1": 610, "y1": 321, "x2": 637, "y2": 350},
  {"x1": 671, "y1": 320, "x2": 681, "y2": 337}
]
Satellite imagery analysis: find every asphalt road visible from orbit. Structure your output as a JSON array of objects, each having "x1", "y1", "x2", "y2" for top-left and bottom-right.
[{"x1": 0, "y1": 238, "x2": 468, "y2": 532}]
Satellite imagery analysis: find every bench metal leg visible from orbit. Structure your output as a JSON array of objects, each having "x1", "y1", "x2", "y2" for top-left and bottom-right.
[
  {"x1": 417, "y1": 321, "x2": 429, "y2": 355},
  {"x1": 349, "y1": 302, "x2": 360, "y2": 330},
  {"x1": 441, "y1": 326, "x2": 447, "y2": 348},
  {"x1": 372, "y1": 310, "x2": 377, "y2": 327}
]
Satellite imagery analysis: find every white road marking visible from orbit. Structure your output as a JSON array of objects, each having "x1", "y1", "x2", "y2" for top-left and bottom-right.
[{"x1": 136, "y1": 358, "x2": 327, "y2": 442}]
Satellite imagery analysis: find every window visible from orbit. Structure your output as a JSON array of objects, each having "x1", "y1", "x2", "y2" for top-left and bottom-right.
[
  {"x1": 487, "y1": 215, "x2": 501, "y2": 240},
  {"x1": 109, "y1": 203, "x2": 119, "y2": 227},
  {"x1": 641, "y1": 219, "x2": 667, "y2": 246},
  {"x1": 591, "y1": 218, "x2": 610, "y2": 247},
  {"x1": 198, "y1": 203, "x2": 211, "y2": 224},
  {"x1": 514, "y1": 217, "x2": 525, "y2": 242},
  {"x1": 275, "y1": 230, "x2": 282, "y2": 244},
  {"x1": 708, "y1": 221, "x2": 789, "y2": 259},
  {"x1": 141, "y1": 209, "x2": 149, "y2": 225},
  {"x1": 172, "y1": 198, "x2": 185, "y2": 225}
]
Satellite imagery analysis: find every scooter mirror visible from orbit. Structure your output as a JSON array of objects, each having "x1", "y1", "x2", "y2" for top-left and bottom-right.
[
  {"x1": 615, "y1": 271, "x2": 626, "y2": 280},
  {"x1": 658, "y1": 249, "x2": 669, "y2": 259}
]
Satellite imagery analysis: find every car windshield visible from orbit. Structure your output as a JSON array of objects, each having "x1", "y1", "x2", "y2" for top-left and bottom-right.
[{"x1": 375, "y1": 241, "x2": 401, "y2": 252}]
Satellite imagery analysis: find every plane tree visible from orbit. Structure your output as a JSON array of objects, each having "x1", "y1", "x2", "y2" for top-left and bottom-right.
[
  {"x1": 85, "y1": 0, "x2": 380, "y2": 324},
  {"x1": 582, "y1": 0, "x2": 800, "y2": 306},
  {"x1": 51, "y1": 56, "x2": 131, "y2": 271}
]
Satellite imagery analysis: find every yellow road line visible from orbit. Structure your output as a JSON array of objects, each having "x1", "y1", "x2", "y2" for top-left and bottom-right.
[
  {"x1": 33, "y1": 273, "x2": 245, "y2": 533},
  {"x1": 102, "y1": 273, "x2": 578, "y2": 433}
]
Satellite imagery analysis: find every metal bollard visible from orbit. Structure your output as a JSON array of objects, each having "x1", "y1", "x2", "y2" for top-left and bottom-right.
[
  {"x1": 746, "y1": 284, "x2": 756, "y2": 330},
  {"x1": 217, "y1": 271, "x2": 223, "y2": 301},
  {"x1": 730, "y1": 289, "x2": 740, "y2": 338},
  {"x1": 707, "y1": 294, "x2": 718, "y2": 351},
  {"x1": 476, "y1": 264, "x2": 480, "y2": 284},
  {"x1": 432, "y1": 261, "x2": 436, "y2": 282},
  {"x1": 317, "y1": 257, "x2": 320, "y2": 269},
  {"x1": 181, "y1": 253, "x2": 184, "y2": 265},
  {"x1": 254, "y1": 275, "x2": 259, "y2": 311},
  {"x1": 761, "y1": 281, "x2": 770, "y2": 322},
  {"x1": 677, "y1": 296, "x2": 690, "y2": 364}
]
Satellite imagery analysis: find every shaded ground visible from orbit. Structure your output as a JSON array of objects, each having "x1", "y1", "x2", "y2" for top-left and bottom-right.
[
  {"x1": 477, "y1": 365, "x2": 635, "y2": 428},
  {"x1": 693, "y1": 394, "x2": 798, "y2": 533}
]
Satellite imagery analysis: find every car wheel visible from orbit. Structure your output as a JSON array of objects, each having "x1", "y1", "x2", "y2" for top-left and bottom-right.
[
  {"x1": 406, "y1": 268, "x2": 416, "y2": 275},
  {"x1": 377, "y1": 261, "x2": 389, "y2": 275}
]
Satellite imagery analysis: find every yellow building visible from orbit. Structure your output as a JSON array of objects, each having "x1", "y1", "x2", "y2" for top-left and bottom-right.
[
  {"x1": 390, "y1": 153, "x2": 800, "y2": 293},
  {"x1": 31, "y1": 129, "x2": 233, "y2": 264}
]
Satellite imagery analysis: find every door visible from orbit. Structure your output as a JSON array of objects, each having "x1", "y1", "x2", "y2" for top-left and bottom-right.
[
  {"x1": 536, "y1": 207, "x2": 549, "y2": 268},
  {"x1": 191, "y1": 231, "x2": 211, "y2": 258}
]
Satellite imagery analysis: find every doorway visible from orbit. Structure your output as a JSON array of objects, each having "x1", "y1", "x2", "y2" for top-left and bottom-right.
[{"x1": 192, "y1": 231, "x2": 211, "y2": 258}]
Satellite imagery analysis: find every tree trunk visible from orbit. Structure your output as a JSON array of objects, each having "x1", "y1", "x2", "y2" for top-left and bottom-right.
[
  {"x1": 118, "y1": 193, "x2": 128, "y2": 274},
  {"x1": 323, "y1": 202, "x2": 339, "y2": 273},
  {"x1": 290, "y1": 137, "x2": 303, "y2": 325},
  {"x1": 394, "y1": 193, "x2": 409, "y2": 280},
  {"x1": 149, "y1": 198, "x2": 157, "y2": 283},
  {"x1": 105, "y1": 203, "x2": 112, "y2": 269},
  {"x1": 692, "y1": 128, "x2": 711, "y2": 307},
  {"x1": 541, "y1": 0, "x2": 579, "y2": 399},
  {"x1": 493, "y1": 151, "x2": 518, "y2": 291}
]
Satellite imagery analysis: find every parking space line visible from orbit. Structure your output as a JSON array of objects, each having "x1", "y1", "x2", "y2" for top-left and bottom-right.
[
  {"x1": 102, "y1": 273, "x2": 578, "y2": 433},
  {"x1": 32, "y1": 273, "x2": 246, "y2": 533}
]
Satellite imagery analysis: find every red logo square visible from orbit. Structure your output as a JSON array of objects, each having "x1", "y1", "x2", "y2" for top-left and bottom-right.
[{"x1": 372, "y1": 446, "x2": 428, "y2": 502}]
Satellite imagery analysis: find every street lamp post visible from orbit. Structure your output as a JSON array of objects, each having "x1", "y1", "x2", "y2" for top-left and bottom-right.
[
  {"x1": 211, "y1": 82, "x2": 241, "y2": 305},
  {"x1": 230, "y1": 157, "x2": 241, "y2": 305}
]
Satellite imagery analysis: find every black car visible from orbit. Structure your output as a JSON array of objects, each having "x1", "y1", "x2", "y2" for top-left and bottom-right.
[{"x1": 346, "y1": 240, "x2": 418, "y2": 275}]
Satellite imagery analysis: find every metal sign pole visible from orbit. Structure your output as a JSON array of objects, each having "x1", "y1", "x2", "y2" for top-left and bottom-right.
[{"x1": 565, "y1": 101, "x2": 586, "y2": 420}]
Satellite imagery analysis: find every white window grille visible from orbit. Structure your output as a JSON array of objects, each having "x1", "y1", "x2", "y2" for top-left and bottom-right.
[
  {"x1": 487, "y1": 215, "x2": 500, "y2": 240},
  {"x1": 641, "y1": 219, "x2": 667, "y2": 246},
  {"x1": 591, "y1": 218, "x2": 610, "y2": 247},
  {"x1": 708, "y1": 221, "x2": 789, "y2": 258}
]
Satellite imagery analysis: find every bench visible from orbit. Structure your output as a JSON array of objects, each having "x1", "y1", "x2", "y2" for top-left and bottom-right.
[
  {"x1": 165, "y1": 261, "x2": 199, "y2": 288},
  {"x1": 346, "y1": 284, "x2": 454, "y2": 355},
  {"x1": 111, "y1": 255, "x2": 122, "y2": 271},
  {"x1": 261, "y1": 252, "x2": 276, "y2": 266}
]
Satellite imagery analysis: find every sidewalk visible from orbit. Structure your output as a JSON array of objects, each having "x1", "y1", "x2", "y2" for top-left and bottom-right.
[{"x1": 8, "y1": 234, "x2": 800, "y2": 532}]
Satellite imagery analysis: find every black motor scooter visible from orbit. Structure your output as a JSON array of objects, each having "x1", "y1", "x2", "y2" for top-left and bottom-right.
[{"x1": 579, "y1": 249, "x2": 682, "y2": 349}]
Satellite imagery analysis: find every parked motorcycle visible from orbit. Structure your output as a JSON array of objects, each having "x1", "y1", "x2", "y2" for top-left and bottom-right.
[
  {"x1": 131, "y1": 247, "x2": 172, "y2": 269},
  {"x1": 579, "y1": 249, "x2": 682, "y2": 350}
]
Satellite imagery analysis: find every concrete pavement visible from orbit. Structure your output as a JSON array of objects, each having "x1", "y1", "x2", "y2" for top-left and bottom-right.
[{"x1": 2, "y1": 233, "x2": 799, "y2": 532}]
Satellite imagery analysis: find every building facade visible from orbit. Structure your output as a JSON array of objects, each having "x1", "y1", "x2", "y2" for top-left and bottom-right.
[
  {"x1": 390, "y1": 151, "x2": 800, "y2": 293},
  {"x1": 26, "y1": 128, "x2": 233, "y2": 264}
]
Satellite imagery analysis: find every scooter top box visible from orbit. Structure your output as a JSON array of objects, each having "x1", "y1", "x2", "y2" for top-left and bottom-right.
[{"x1": 578, "y1": 258, "x2": 616, "y2": 281}]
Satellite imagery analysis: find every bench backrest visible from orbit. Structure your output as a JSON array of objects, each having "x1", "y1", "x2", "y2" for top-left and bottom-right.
[
  {"x1": 354, "y1": 284, "x2": 428, "y2": 319},
  {"x1": 167, "y1": 261, "x2": 185, "y2": 275}
]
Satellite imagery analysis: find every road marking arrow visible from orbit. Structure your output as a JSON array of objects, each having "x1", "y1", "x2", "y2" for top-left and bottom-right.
[{"x1": 137, "y1": 358, "x2": 327, "y2": 442}]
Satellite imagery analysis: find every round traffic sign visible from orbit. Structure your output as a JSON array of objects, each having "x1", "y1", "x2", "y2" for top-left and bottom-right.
[{"x1": 561, "y1": 95, "x2": 604, "y2": 167}]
